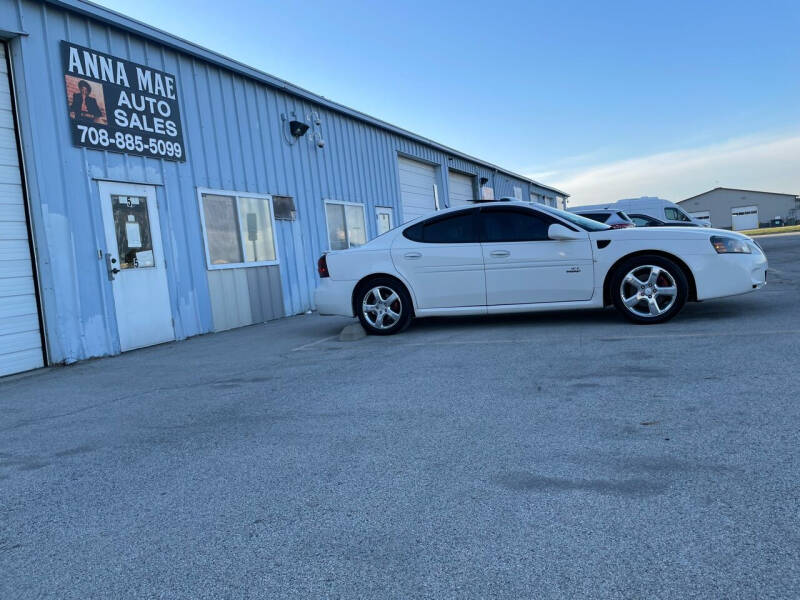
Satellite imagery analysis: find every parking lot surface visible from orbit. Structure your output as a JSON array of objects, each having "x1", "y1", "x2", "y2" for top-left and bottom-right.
[{"x1": 2, "y1": 234, "x2": 799, "y2": 599}]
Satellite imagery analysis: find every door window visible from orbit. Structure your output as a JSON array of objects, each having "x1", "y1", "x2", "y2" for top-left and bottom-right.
[
  {"x1": 630, "y1": 215, "x2": 658, "y2": 227},
  {"x1": 480, "y1": 208, "x2": 554, "y2": 242},
  {"x1": 111, "y1": 195, "x2": 155, "y2": 268},
  {"x1": 404, "y1": 210, "x2": 477, "y2": 243},
  {"x1": 664, "y1": 207, "x2": 691, "y2": 222}
]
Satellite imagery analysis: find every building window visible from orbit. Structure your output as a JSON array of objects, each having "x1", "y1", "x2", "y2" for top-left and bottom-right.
[
  {"x1": 198, "y1": 189, "x2": 278, "y2": 269},
  {"x1": 325, "y1": 200, "x2": 367, "y2": 250}
]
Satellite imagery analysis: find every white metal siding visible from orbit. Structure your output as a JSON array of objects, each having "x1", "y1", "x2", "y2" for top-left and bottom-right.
[
  {"x1": 731, "y1": 206, "x2": 758, "y2": 230},
  {"x1": 398, "y1": 156, "x2": 437, "y2": 223},
  {"x1": 448, "y1": 170, "x2": 474, "y2": 207},
  {"x1": 0, "y1": 43, "x2": 43, "y2": 377}
]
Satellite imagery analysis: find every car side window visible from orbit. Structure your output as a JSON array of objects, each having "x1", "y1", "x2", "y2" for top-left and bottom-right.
[
  {"x1": 479, "y1": 208, "x2": 554, "y2": 242},
  {"x1": 631, "y1": 216, "x2": 653, "y2": 227},
  {"x1": 403, "y1": 210, "x2": 478, "y2": 244},
  {"x1": 664, "y1": 207, "x2": 690, "y2": 222}
]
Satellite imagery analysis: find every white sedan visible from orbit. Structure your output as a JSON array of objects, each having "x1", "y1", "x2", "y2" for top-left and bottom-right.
[{"x1": 314, "y1": 202, "x2": 767, "y2": 335}]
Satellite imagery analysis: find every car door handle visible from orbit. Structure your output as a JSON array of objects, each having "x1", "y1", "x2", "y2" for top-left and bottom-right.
[
  {"x1": 490, "y1": 250, "x2": 510, "y2": 257},
  {"x1": 404, "y1": 252, "x2": 422, "y2": 260}
]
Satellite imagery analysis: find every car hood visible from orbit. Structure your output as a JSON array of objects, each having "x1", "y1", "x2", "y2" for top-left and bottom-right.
[{"x1": 589, "y1": 226, "x2": 751, "y2": 241}]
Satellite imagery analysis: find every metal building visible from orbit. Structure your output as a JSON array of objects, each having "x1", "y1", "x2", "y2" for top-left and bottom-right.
[
  {"x1": 679, "y1": 187, "x2": 800, "y2": 230},
  {"x1": 0, "y1": 0, "x2": 567, "y2": 376}
]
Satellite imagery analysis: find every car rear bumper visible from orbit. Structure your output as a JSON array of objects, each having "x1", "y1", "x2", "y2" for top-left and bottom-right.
[
  {"x1": 691, "y1": 250, "x2": 768, "y2": 300},
  {"x1": 314, "y1": 279, "x2": 356, "y2": 316}
]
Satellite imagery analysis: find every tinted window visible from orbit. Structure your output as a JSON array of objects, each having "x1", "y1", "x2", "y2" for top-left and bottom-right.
[
  {"x1": 664, "y1": 207, "x2": 690, "y2": 222},
  {"x1": 579, "y1": 212, "x2": 611, "y2": 223},
  {"x1": 403, "y1": 222, "x2": 423, "y2": 242},
  {"x1": 404, "y1": 210, "x2": 477, "y2": 243},
  {"x1": 480, "y1": 208, "x2": 553, "y2": 242}
]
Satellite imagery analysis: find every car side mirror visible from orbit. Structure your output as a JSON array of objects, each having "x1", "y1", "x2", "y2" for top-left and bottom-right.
[{"x1": 548, "y1": 224, "x2": 585, "y2": 240}]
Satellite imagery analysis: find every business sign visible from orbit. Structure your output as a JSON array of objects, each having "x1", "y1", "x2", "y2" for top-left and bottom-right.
[{"x1": 61, "y1": 41, "x2": 186, "y2": 162}]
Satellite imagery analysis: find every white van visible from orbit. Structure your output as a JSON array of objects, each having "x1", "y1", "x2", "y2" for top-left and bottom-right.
[{"x1": 573, "y1": 197, "x2": 711, "y2": 227}]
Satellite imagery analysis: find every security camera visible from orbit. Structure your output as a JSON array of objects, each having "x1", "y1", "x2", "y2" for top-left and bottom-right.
[{"x1": 316, "y1": 137, "x2": 325, "y2": 148}]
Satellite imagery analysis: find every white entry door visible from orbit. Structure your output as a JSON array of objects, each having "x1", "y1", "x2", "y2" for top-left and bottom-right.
[
  {"x1": 99, "y1": 181, "x2": 174, "y2": 351},
  {"x1": 731, "y1": 206, "x2": 758, "y2": 231}
]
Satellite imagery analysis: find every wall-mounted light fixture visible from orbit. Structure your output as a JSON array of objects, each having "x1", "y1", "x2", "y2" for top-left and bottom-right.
[
  {"x1": 289, "y1": 120, "x2": 309, "y2": 137},
  {"x1": 480, "y1": 177, "x2": 489, "y2": 186}
]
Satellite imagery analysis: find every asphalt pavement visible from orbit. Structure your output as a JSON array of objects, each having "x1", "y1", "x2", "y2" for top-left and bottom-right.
[{"x1": 1, "y1": 234, "x2": 799, "y2": 599}]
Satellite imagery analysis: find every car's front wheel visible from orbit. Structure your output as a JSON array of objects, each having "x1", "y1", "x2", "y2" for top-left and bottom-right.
[
  {"x1": 355, "y1": 277, "x2": 412, "y2": 335},
  {"x1": 610, "y1": 255, "x2": 689, "y2": 324}
]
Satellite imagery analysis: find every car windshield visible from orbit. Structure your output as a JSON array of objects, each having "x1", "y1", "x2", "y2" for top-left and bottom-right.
[{"x1": 538, "y1": 205, "x2": 611, "y2": 231}]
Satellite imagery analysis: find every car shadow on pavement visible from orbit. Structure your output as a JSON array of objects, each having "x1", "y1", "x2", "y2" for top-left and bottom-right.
[
  {"x1": 407, "y1": 297, "x2": 761, "y2": 334},
  {"x1": 410, "y1": 307, "x2": 617, "y2": 333}
]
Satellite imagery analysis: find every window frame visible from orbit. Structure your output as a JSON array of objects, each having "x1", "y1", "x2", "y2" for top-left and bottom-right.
[
  {"x1": 197, "y1": 187, "x2": 280, "y2": 270},
  {"x1": 324, "y1": 199, "x2": 368, "y2": 250}
]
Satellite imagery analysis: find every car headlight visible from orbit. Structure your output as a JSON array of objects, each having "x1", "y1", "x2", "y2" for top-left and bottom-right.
[{"x1": 710, "y1": 235, "x2": 751, "y2": 254}]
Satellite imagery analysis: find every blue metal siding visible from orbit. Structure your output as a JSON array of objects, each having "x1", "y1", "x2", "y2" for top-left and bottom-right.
[{"x1": 2, "y1": 0, "x2": 561, "y2": 365}]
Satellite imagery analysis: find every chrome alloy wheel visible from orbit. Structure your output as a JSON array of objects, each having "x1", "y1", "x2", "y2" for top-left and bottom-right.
[
  {"x1": 362, "y1": 286, "x2": 402, "y2": 330},
  {"x1": 619, "y1": 265, "x2": 678, "y2": 318}
]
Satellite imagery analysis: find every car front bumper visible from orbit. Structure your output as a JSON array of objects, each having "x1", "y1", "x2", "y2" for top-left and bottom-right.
[{"x1": 691, "y1": 248, "x2": 768, "y2": 300}]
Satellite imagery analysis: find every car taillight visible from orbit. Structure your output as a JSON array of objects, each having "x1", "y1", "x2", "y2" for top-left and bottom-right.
[{"x1": 317, "y1": 254, "x2": 329, "y2": 278}]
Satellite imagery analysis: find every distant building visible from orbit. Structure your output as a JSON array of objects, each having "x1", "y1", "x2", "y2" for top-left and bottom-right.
[{"x1": 678, "y1": 188, "x2": 800, "y2": 230}]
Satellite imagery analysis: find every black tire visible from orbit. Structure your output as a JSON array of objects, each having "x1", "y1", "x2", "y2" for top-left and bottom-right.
[
  {"x1": 355, "y1": 277, "x2": 413, "y2": 335},
  {"x1": 610, "y1": 255, "x2": 689, "y2": 324}
]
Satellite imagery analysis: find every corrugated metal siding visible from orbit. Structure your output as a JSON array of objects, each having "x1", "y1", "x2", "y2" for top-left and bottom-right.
[
  {"x1": 206, "y1": 265, "x2": 283, "y2": 332},
  {"x1": 2, "y1": 0, "x2": 557, "y2": 364}
]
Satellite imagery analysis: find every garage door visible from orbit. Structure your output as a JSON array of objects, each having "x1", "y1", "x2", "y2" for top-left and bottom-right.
[
  {"x1": 731, "y1": 206, "x2": 758, "y2": 231},
  {"x1": 398, "y1": 156, "x2": 437, "y2": 223},
  {"x1": 448, "y1": 170, "x2": 474, "y2": 207},
  {"x1": 0, "y1": 43, "x2": 44, "y2": 377}
]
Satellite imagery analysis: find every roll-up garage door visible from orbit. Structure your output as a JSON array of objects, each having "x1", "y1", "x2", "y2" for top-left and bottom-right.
[
  {"x1": 731, "y1": 206, "x2": 758, "y2": 231},
  {"x1": 398, "y1": 156, "x2": 437, "y2": 223},
  {"x1": 448, "y1": 170, "x2": 474, "y2": 207},
  {"x1": 0, "y1": 43, "x2": 44, "y2": 377}
]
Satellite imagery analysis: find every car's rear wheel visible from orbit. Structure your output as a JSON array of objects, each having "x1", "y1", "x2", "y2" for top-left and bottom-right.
[
  {"x1": 610, "y1": 255, "x2": 688, "y2": 324},
  {"x1": 355, "y1": 277, "x2": 412, "y2": 335}
]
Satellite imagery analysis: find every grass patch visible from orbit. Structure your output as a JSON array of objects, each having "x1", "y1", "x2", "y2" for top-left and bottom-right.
[{"x1": 738, "y1": 224, "x2": 800, "y2": 236}]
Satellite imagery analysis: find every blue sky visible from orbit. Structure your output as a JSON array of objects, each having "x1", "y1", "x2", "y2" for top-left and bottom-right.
[{"x1": 97, "y1": 0, "x2": 800, "y2": 204}]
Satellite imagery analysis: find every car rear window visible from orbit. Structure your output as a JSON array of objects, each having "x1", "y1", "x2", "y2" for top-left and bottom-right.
[{"x1": 581, "y1": 212, "x2": 611, "y2": 223}]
